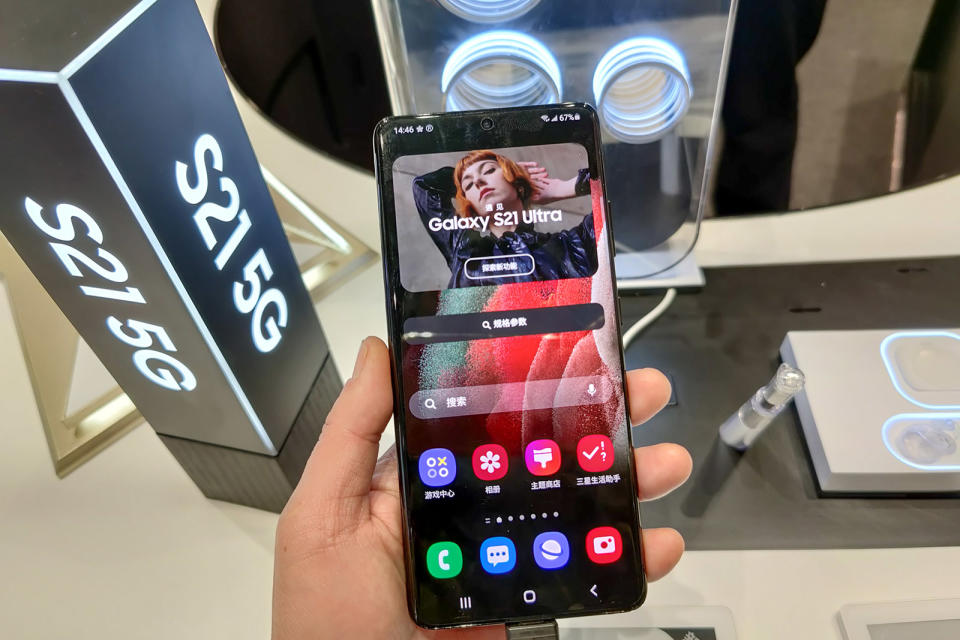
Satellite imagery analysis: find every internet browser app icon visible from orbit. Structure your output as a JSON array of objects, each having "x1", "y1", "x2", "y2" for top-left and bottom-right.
[{"x1": 533, "y1": 531, "x2": 570, "y2": 570}]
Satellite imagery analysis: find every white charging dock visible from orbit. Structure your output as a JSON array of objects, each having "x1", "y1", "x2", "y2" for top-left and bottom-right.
[
  {"x1": 780, "y1": 329, "x2": 960, "y2": 495},
  {"x1": 615, "y1": 251, "x2": 705, "y2": 290}
]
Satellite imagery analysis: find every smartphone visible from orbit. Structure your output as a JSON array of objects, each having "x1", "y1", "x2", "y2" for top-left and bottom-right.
[{"x1": 374, "y1": 103, "x2": 645, "y2": 628}]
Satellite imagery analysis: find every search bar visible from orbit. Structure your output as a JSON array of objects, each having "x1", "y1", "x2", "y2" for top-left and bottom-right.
[
  {"x1": 409, "y1": 375, "x2": 613, "y2": 420},
  {"x1": 402, "y1": 303, "x2": 605, "y2": 345}
]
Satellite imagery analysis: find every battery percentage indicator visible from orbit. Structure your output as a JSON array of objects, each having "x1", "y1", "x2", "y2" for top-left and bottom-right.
[{"x1": 542, "y1": 113, "x2": 580, "y2": 123}]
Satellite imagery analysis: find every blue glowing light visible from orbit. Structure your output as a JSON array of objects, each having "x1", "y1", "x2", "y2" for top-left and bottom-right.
[
  {"x1": 435, "y1": 0, "x2": 540, "y2": 23},
  {"x1": 441, "y1": 30, "x2": 561, "y2": 112},
  {"x1": 881, "y1": 413, "x2": 960, "y2": 471},
  {"x1": 880, "y1": 330, "x2": 960, "y2": 410},
  {"x1": 592, "y1": 37, "x2": 692, "y2": 144}
]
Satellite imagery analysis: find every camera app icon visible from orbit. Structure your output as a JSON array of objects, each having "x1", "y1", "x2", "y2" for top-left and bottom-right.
[{"x1": 586, "y1": 526, "x2": 622, "y2": 564}]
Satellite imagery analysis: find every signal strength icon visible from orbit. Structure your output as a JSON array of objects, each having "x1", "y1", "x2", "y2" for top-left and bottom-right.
[
  {"x1": 540, "y1": 114, "x2": 550, "y2": 122},
  {"x1": 550, "y1": 115, "x2": 558, "y2": 122}
]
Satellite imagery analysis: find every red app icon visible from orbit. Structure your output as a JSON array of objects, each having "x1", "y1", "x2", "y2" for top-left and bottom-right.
[
  {"x1": 524, "y1": 439, "x2": 561, "y2": 476},
  {"x1": 472, "y1": 444, "x2": 508, "y2": 481},
  {"x1": 586, "y1": 526, "x2": 622, "y2": 564},
  {"x1": 576, "y1": 434, "x2": 614, "y2": 472}
]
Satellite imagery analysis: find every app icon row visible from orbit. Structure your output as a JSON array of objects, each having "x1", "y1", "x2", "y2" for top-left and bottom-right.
[
  {"x1": 426, "y1": 528, "x2": 622, "y2": 579},
  {"x1": 419, "y1": 435, "x2": 614, "y2": 487}
]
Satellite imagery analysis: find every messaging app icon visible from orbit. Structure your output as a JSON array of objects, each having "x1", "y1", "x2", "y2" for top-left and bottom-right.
[
  {"x1": 533, "y1": 531, "x2": 570, "y2": 570},
  {"x1": 479, "y1": 536, "x2": 516, "y2": 574},
  {"x1": 524, "y1": 439, "x2": 561, "y2": 476}
]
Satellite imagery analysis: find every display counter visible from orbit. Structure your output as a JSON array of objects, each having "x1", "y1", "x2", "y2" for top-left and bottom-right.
[
  {"x1": 2, "y1": 3, "x2": 957, "y2": 636},
  {"x1": 3, "y1": 171, "x2": 959, "y2": 638}
]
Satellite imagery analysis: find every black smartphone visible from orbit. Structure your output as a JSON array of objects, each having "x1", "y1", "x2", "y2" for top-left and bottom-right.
[{"x1": 374, "y1": 103, "x2": 645, "y2": 629}]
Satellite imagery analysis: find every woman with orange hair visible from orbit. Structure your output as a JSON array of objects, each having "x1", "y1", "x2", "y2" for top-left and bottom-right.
[{"x1": 412, "y1": 150, "x2": 596, "y2": 288}]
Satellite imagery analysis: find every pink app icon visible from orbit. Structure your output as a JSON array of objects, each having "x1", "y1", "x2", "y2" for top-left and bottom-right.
[
  {"x1": 586, "y1": 526, "x2": 622, "y2": 564},
  {"x1": 577, "y1": 434, "x2": 614, "y2": 472},
  {"x1": 524, "y1": 439, "x2": 561, "y2": 476},
  {"x1": 472, "y1": 444, "x2": 508, "y2": 481}
]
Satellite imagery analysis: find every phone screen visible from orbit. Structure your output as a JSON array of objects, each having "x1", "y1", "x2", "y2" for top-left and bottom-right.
[{"x1": 375, "y1": 105, "x2": 644, "y2": 628}]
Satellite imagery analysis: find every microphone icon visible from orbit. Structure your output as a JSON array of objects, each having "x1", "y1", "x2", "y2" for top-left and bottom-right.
[{"x1": 587, "y1": 383, "x2": 597, "y2": 397}]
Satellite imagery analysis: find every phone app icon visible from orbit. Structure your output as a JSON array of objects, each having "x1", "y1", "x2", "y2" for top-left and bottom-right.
[
  {"x1": 426, "y1": 541, "x2": 462, "y2": 579},
  {"x1": 524, "y1": 439, "x2": 561, "y2": 476},
  {"x1": 472, "y1": 444, "x2": 508, "y2": 481},
  {"x1": 418, "y1": 447, "x2": 456, "y2": 487},
  {"x1": 586, "y1": 526, "x2": 622, "y2": 564},
  {"x1": 533, "y1": 532, "x2": 570, "y2": 570},
  {"x1": 480, "y1": 536, "x2": 516, "y2": 574},
  {"x1": 577, "y1": 434, "x2": 614, "y2": 472}
]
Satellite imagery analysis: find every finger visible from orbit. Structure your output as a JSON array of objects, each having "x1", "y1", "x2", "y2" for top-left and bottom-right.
[
  {"x1": 641, "y1": 527, "x2": 685, "y2": 581},
  {"x1": 517, "y1": 161, "x2": 547, "y2": 175},
  {"x1": 425, "y1": 624, "x2": 506, "y2": 639},
  {"x1": 626, "y1": 368, "x2": 671, "y2": 425},
  {"x1": 291, "y1": 337, "x2": 394, "y2": 509},
  {"x1": 370, "y1": 447, "x2": 400, "y2": 497},
  {"x1": 634, "y1": 443, "x2": 692, "y2": 501}
]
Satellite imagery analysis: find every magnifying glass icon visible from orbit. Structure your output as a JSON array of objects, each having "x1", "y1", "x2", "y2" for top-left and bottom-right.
[
  {"x1": 482, "y1": 321, "x2": 492, "y2": 330},
  {"x1": 424, "y1": 398, "x2": 437, "y2": 410}
]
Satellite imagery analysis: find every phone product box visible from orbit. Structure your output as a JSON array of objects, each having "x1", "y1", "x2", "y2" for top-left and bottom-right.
[{"x1": 0, "y1": 0, "x2": 338, "y2": 512}]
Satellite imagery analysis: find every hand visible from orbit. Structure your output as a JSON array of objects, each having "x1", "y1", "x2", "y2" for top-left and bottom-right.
[
  {"x1": 273, "y1": 337, "x2": 692, "y2": 640},
  {"x1": 518, "y1": 161, "x2": 578, "y2": 205}
]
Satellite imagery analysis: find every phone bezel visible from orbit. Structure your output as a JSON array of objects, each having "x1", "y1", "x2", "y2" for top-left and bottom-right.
[{"x1": 373, "y1": 103, "x2": 646, "y2": 629}]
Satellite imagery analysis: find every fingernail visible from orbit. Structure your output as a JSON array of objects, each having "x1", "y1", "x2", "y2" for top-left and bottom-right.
[{"x1": 352, "y1": 338, "x2": 371, "y2": 379}]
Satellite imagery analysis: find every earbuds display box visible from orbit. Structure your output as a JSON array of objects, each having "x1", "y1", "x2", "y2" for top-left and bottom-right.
[{"x1": 781, "y1": 330, "x2": 960, "y2": 495}]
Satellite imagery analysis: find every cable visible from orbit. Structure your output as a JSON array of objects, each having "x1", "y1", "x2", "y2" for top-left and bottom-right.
[{"x1": 621, "y1": 287, "x2": 677, "y2": 349}]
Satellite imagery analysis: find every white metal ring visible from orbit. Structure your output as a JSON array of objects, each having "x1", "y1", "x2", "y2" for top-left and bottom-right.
[
  {"x1": 435, "y1": 0, "x2": 541, "y2": 23},
  {"x1": 593, "y1": 37, "x2": 692, "y2": 144},
  {"x1": 441, "y1": 30, "x2": 561, "y2": 112}
]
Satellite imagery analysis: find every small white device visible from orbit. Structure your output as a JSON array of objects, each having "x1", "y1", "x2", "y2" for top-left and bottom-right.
[{"x1": 781, "y1": 329, "x2": 960, "y2": 494}]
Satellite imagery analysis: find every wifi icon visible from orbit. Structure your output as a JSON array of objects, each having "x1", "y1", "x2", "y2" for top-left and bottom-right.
[{"x1": 540, "y1": 114, "x2": 550, "y2": 122}]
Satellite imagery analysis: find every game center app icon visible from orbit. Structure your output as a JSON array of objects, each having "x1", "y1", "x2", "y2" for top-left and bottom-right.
[
  {"x1": 577, "y1": 434, "x2": 614, "y2": 472},
  {"x1": 472, "y1": 444, "x2": 508, "y2": 481},
  {"x1": 586, "y1": 526, "x2": 622, "y2": 564},
  {"x1": 524, "y1": 439, "x2": 561, "y2": 476},
  {"x1": 418, "y1": 448, "x2": 456, "y2": 487}
]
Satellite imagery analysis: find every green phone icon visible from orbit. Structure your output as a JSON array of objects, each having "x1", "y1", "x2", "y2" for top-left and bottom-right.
[{"x1": 426, "y1": 541, "x2": 463, "y2": 579}]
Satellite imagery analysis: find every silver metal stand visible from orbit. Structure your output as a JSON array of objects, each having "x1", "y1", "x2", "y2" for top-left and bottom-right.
[{"x1": 506, "y1": 620, "x2": 559, "y2": 640}]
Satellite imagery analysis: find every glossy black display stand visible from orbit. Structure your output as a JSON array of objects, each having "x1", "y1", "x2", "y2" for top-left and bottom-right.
[{"x1": 0, "y1": 0, "x2": 338, "y2": 512}]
